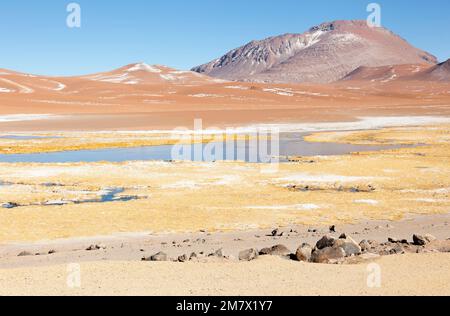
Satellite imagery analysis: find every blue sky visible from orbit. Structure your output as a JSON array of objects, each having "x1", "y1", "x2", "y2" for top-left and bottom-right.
[{"x1": 0, "y1": 0, "x2": 449, "y2": 76}]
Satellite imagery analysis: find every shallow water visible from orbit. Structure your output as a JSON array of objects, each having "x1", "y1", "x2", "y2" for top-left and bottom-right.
[{"x1": 0, "y1": 133, "x2": 408, "y2": 163}]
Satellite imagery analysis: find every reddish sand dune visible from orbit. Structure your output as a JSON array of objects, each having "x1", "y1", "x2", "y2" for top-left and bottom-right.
[{"x1": 0, "y1": 62, "x2": 449, "y2": 131}]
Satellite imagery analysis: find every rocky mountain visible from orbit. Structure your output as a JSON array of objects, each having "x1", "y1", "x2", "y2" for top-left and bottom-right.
[
  {"x1": 413, "y1": 59, "x2": 450, "y2": 82},
  {"x1": 192, "y1": 20, "x2": 437, "y2": 84}
]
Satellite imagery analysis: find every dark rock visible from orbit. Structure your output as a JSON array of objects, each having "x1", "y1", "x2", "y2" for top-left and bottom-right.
[
  {"x1": 316, "y1": 235, "x2": 336, "y2": 250},
  {"x1": 413, "y1": 234, "x2": 436, "y2": 246},
  {"x1": 189, "y1": 252, "x2": 198, "y2": 260},
  {"x1": 178, "y1": 254, "x2": 188, "y2": 262},
  {"x1": 2, "y1": 202, "x2": 19, "y2": 209},
  {"x1": 214, "y1": 248, "x2": 224, "y2": 258},
  {"x1": 86, "y1": 244, "x2": 100, "y2": 251},
  {"x1": 18, "y1": 251, "x2": 33, "y2": 257},
  {"x1": 239, "y1": 248, "x2": 258, "y2": 261},
  {"x1": 259, "y1": 247, "x2": 272, "y2": 255},
  {"x1": 148, "y1": 251, "x2": 168, "y2": 262},
  {"x1": 329, "y1": 225, "x2": 336, "y2": 233},
  {"x1": 339, "y1": 233, "x2": 347, "y2": 239},
  {"x1": 48, "y1": 250, "x2": 56, "y2": 255},
  {"x1": 295, "y1": 243, "x2": 312, "y2": 262}
]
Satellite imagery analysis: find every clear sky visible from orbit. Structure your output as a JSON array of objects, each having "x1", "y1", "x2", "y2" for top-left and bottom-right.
[{"x1": 0, "y1": 0, "x2": 449, "y2": 76}]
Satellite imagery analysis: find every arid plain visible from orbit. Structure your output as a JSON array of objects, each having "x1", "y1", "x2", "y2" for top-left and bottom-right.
[{"x1": 0, "y1": 59, "x2": 450, "y2": 295}]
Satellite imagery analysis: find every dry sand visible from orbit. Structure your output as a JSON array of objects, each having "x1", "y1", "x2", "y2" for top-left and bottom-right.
[{"x1": 0, "y1": 254, "x2": 449, "y2": 296}]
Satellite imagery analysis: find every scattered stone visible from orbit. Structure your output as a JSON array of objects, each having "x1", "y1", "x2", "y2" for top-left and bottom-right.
[
  {"x1": 214, "y1": 249, "x2": 224, "y2": 258},
  {"x1": 329, "y1": 225, "x2": 336, "y2": 233},
  {"x1": 413, "y1": 234, "x2": 436, "y2": 246},
  {"x1": 316, "y1": 235, "x2": 336, "y2": 250},
  {"x1": 311, "y1": 247, "x2": 346, "y2": 264},
  {"x1": 17, "y1": 251, "x2": 33, "y2": 257},
  {"x1": 189, "y1": 252, "x2": 198, "y2": 260},
  {"x1": 295, "y1": 243, "x2": 312, "y2": 262},
  {"x1": 239, "y1": 248, "x2": 258, "y2": 261},
  {"x1": 183, "y1": 239, "x2": 190, "y2": 243},
  {"x1": 146, "y1": 251, "x2": 168, "y2": 262},
  {"x1": 2, "y1": 202, "x2": 19, "y2": 209},
  {"x1": 48, "y1": 250, "x2": 56, "y2": 255},
  {"x1": 359, "y1": 240, "x2": 371, "y2": 252},
  {"x1": 308, "y1": 228, "x2": 317, "y2": 233},
  {"x1": 425, "y1": 240, "x2": 450, "y2": 253},
  {"x1": 86, "y1": 244, "x2": 100, "y2": 251},
  {"x1": 178, "y1": 254, "x2": 188, "y2": 263},
  {"x1": 339, "y1": 233, "x2": 347, "y2": 239}
]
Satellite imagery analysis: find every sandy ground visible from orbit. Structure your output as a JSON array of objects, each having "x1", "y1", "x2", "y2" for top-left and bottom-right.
[
  {"x1": 0, "y1": 213, "x2": 448, "y2": 268},
  {"x1": 0, "y1": 254, "x2": 449, "y2": 296}
]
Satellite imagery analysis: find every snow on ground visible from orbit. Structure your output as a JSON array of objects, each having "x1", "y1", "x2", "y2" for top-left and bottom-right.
[
  {"x1": 354, "y1": 199, "x2": 379, "y2": 206},
  {"x1": 225, "y1": 85, "x2": 250, "y2": 90},
  {"x1": 0, "y1": 114, "x2": 54, "y2": 123},
  {"x1": 189, "y1": 93, "x2": 223, "y2": 98},
  {"x1": 0, "y1": 78, "x2": 34, "y2": 94},
  {"x1": 263, "y1": 88, "x2": 294, "y2": 97},
  {"x1": 127, "y1": 63, "x2": 161, "y2": 73}
]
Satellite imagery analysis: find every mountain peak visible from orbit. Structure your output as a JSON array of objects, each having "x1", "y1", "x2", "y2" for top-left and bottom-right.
[{"x1": 192, "y1": 20, "x2": 437, "y2": 84}]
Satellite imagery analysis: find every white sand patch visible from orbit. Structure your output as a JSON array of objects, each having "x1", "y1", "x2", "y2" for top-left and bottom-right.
[
  {"x1": 0, "y1": 88, "x2": 13, "y2": 93},
  {"x1": 354, "y1": 199, "x2": 379, "y2": 206}
]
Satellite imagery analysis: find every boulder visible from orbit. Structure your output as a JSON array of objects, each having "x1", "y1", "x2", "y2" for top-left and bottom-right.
[
  {"x1": 413, "y1": 234, "x2": 436, "y2": 246},
  {"x1": 239, "y1": 248, "x2": 258, "y2": 261},
  {"x1": 311, "y1": 247, "x2": 346, "y2": 264},
  {"x1": 333, "y1": 236, "x2": 362, "y2": 257},
  {"x1": 315, "y1": 235, "x2": 336, "y2": 250},
  {"x1": 17, "y1": 251, "x2": 33, "y2": 257},
  {"x1": 359, "y1": 240, "x2": 371, "y2": 252},
  {"x1": 259, "y1": 244, "x2": 291, "y2": 257},
  {"x1": 295, "y1": 243, "x2": 312, "y2": 262}
]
